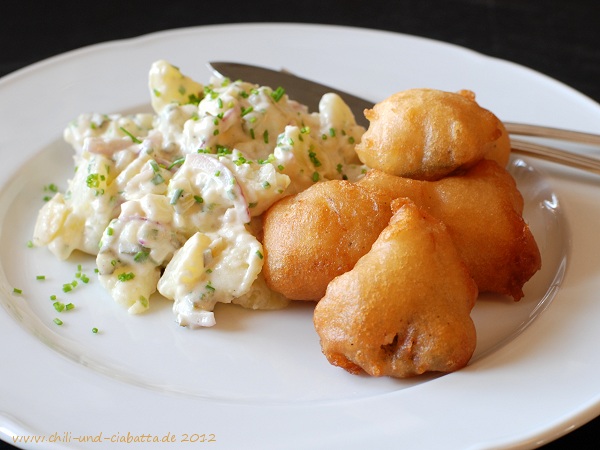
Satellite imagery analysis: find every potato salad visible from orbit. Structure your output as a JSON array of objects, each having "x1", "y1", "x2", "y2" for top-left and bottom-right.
[{"x1": 32, "y1": 60, "x2": 366, "y2": 328}]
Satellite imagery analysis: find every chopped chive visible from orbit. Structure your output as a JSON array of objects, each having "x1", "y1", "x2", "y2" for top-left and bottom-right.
[
  {"x1": 271, "y1": 86, "x2": 285, "y2": 102},
  {"x1": 167, "y1": 157, "x2": 185, "y2": 170},
  {"x1": 256, "y1": 250, "x2": 264, "y2": 259},
  {"x1": 119, "y1": 127, "x2": 142, "y2": 144},
  {"x1": 65, "y1": 303, "x2": 75, "y2": 311},
  {"x1": 216, "y1": 145, "x2": 232, "y2": 155},
  {"x1": 187, "y1": 93, "x2": 202, "y2": 106},
  {"x1": 118, "y1": 272, "x2": 135, "y2": 282},
  {"x1": 149, "y1": 160, "x2": 160, "y2": 173},
  {"x1": 53, "y1": 301, "x2": 65, "y2": 312},
  {"x1": 309, "y1": 150, "x2": 322, "y2": 167},
  {"x1": 263, "y1": 130, "x2": 269, "y2": 144},
  {"x1": 86, "y1": 173, "x2": 100, "y2": 188},
  {"x1": 133, "y1": 250, "x2": 150, "y2": 263},
  {"x1": 151, "y1": 173, "x2": 165, "y2": 185},
  {"x1": 12, "y1": 288, "x2": 22, "y2": 295},
  {"x1": 193, "y1": 195, "x2": 204, "y2": 204},
  {"x1": 92, "y1": 327, "x2": 99, "y2": 334},
  {"x1": 170, "y1": 188, "x2": 183, "y2": 205},
  {"x1": 50, "y1": 294, "x2": 57, "y2": 300},
  {"x1": 27, "y1": 240, "x2": 34, "y2": 248},
  {"x1": 53, "y1": 318, "x2": 63, "y2": 326},
  {"x1": 36, "y1": 275, "x2": 46, "y2": 280}
]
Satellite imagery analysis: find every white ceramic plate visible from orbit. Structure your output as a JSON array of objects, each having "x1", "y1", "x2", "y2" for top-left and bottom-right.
[{"x1": 1, "y1": 23, "x2": 599, "y2": 450}]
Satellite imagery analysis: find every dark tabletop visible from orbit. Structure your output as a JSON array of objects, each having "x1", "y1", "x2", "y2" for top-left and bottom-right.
[{"x1": 1, "y1": 0, "x2": 599, "y2": 449}]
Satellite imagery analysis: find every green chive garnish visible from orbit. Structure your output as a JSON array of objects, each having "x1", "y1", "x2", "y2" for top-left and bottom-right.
[
  {"x1": 271, "y1": 87, "x2": 285, "y2": 102},
  {"x1": 119, "y1": 127, "x2": 142, "y2": 144},
  {"x1": 167, "y1": 157, "x2": 185, "y2": 170},
  {"x1": 170, "y1": 188, "x2": 183, "y2": 205},
  {"x1": 134, "y1": 251, "x2": 150, "y2": 263},
  {"x1": 118, "y1": 272, "x2": 135, "y2": 282}
]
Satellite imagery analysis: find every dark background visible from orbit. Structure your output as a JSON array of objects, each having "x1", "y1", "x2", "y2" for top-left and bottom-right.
[{"x1": 1, "y1": 0, "x2": 599, "y2": 448}]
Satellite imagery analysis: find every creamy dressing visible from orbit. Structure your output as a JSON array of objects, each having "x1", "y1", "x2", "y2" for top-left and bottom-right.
[{"x1": 33, "y1": 60, "x2": 367, "y2": 327}]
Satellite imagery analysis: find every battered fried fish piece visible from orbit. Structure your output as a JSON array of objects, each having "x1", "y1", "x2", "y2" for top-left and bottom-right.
[
  {"x1": 355, "y1": 88, "x2": 511, "y2": 180},
  {"x1": 314, "y1": 200, "x2": 478, "y2": 378},
  {"x1": 358, "y1": 160, "x2": 541, "y2": 300},
  {"x1": 262, "y1": 180, "x2": 394, "y2": 301}
]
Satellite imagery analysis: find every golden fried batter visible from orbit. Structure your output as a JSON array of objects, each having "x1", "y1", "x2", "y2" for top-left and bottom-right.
[
  {"x1": 358, "y1": 160, "x2": 541, "y2": 300},
  {"x1": 314, "y1": 200, "x2": 478, "y2": 378},
  {"x1": 262, "y1": 180, "x2": 395, "y2": 301},
  {"x1": 355, "y1": 88, "x2": 511, "y2": 180}
]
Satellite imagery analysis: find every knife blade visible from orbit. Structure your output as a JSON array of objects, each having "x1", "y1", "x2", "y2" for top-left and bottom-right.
[{"x1": 208, "y1": 61, "x2": 372, "y2": 128}]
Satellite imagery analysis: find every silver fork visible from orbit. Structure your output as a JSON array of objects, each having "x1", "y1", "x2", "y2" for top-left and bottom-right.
[{"x1": 506, "y1": 122, "x2": 600, "y2": 175}]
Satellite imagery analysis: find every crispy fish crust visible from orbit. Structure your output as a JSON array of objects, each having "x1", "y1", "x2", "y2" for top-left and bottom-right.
[
  {"x1": 358, "y1": 160, "x2": 541, "y2": 300},
  {"x1": 262, "y1": 180, "x2": 395, "y2": 301},
  {"x1": 355, "y1": 88, "x2": 511, "y2": 181},
  {"x1": 314, "y1": 200, "x2": 478, "y2": 378}
]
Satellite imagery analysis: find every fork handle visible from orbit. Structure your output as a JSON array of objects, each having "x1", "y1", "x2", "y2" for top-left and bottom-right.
[
  {"x1": 511, "y1": 138, "x2": 600, "y2": 175},
  {"x1": 505, "y1": 122, "x2": 600, "y2": 146}
]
